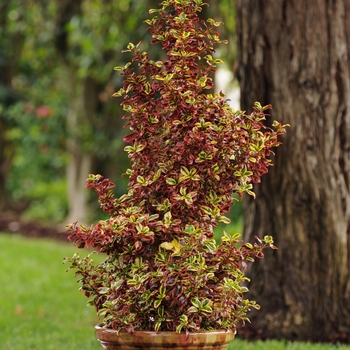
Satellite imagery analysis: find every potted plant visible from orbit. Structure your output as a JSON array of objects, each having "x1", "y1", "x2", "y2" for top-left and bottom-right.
[{"x1": 64, "y1": 0, "x2": 288, "y2": 349}]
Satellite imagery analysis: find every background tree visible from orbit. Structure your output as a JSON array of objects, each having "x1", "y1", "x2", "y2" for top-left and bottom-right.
[
  {"x1": 211, "y1": 0, "x2": 236, "y2": 71},
  {"x1": 1, "y1": 0, "x2": 154, "y2": 223},
  {"x1": 1, "y1": 0, "x2": 235, "y2": 226},
  {"x1": 236, "y1": 0, "x2": 350, "y2": 341},
  {"x1": 0, "y1": 0, "x2": 25, "y2": 213},
  {"x1": 52, "y1": 0, "x2": 150, "y2": 223}
]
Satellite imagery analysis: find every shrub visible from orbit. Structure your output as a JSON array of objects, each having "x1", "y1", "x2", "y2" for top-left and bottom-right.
[{"x1": 65, "y1": 0, "x2": 288, "y2": 334}]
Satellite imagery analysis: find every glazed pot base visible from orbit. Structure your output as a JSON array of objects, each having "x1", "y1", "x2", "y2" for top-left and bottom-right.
[{"x1": 95, "y1": 324, "x2": 235, "y2": 350}]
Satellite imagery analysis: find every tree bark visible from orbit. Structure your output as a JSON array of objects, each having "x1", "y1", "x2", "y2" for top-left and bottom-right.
[
  {"x1": 65, "y1": 74, "x2": 93, "y2": 225},
  {"x1": 236, "y1": 0, "x2": 350, "y2": 341}
]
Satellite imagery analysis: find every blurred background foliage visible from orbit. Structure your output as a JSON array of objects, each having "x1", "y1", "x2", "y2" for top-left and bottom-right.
[{"x1": 0, "y1": 0, "x2": 240, "y2": 232}]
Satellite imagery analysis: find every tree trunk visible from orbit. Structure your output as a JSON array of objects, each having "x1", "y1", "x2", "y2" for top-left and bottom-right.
[
  {"x1": 65, "y1": 75, "x2": 97, "y2": 225},
  {"x1": 236, "y1": 0, "x2": 350, "y2": 341}
]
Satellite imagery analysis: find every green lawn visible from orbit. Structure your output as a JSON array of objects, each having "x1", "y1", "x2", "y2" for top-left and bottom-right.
[
  {"x1": 0, "y1": 233, "x2": 349, "y2": 349},
  {"x1": 0, "y1": 233, "x2": 99, "y2": 349}
]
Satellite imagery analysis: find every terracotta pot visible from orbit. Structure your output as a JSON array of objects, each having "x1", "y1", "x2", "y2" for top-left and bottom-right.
[{"x1": 95, "y1": 324, "x2": 235, "y2": 350}]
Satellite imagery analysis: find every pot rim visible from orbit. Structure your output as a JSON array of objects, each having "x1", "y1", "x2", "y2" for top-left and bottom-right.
[{"x1": 95, "y1": 323, "x2": 236, "y2": 336}]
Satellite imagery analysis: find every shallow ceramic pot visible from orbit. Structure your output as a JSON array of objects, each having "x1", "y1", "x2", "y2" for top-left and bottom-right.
[{"x1": 95, "y1": 324, "x2": 235, "y2": 350}]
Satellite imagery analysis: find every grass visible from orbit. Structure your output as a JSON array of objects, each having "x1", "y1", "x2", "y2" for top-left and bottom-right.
[
  {"x1": 230, "y1": 340, "x2": 350, "y2": 349},
  {"x1": 0, "y1": 233, "x2": 349, "y2": 349},
  {"x1": 0, "y1": 233, "x2": 100, "y2": 350}
]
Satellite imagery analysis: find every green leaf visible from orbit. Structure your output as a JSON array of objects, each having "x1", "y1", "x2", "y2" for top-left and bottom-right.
[
  {"x1": 196, "y1": 150, "x2": 213, "y2": 162},
  {"x1": 112, "y1": 89, "x2": 125, "y2": 97},
  {"x1": 197, "y1": 76, "x2": 207, "y2": 86},
  {"x1": 191, "y1": 297, "x2": 202, "y2": 309},
  {"x1": 144, "y1": 82, "x2": 151, "y2": 95},
  {"x1": 203, "y1": 239, "x2": 216, "y2": 252},
  {"x1": 148, "y1": 214, "x2": 159, "y2": 221},
  {"x1": 137, "y1": 175, "x2": 145, "y2": 185},
  {"x1": 160, "y1": 241, "x2": 174, "y2": 250},
  {"x1": 111, "y1": 279, "x2": 124, "y2": 290},
  {"x1": 154, "y1": 74, "x2": 165, "y2": 81},
  {"x1": 165, "y1": 73, "x2": 175, "y2": 81},
  {"x1": 179, "y1": 314, "x2": 188, "y2": 323},
  {"x1": 176, "y1": 324, "x2": 184, "y2": 333},
  {"x1": 263, "y1": 235, "x2": 275, "y2": 245},
  {"x1": 166, "y1": 177, "x2": 177, "y2": 185},
  {"x1": 172, "y1": 239, "x2": 181, "y2": 253},
  {"x1": 218, "y1": 215, "x2": 231, "y2": 224},
  {"x1": 158, "y1": 305, "x2": 164, "y2": 317},
  {"x1": 141, "y1": 290, "x2": 151, "y2": 301},
  {"x1": 154, "y1": 299, "x2": 162, "y2": 308},
  {"x1": 164, "y1": 211, "x2": 172, "y2": 226},
  {"x1": 179, "y1": 187, "x2": 187, "y2": 196},
  {"x1": 207, "y1": 18, "x2": 223, "y2": 27},
  {"x1": 180, "y1": 166, "x2": 190, "y2": 177},
  {"x1": 184, "y1": 194, "x2": 194, "y2": 205},
  {"x1": 156, "y1": 251, "x2": 166, "y2": 263},
  {"x1": 136, "y1": 224, "x2": 150, "y2": 234},
  {"x1": 182, "y1": 90, "x2": 192, "y2": 97},
  {"x1": 201, "y1": 305, "x2": 213, "y2": 313},
  {"x1": 135, "y1": 144, "x2": 145, "y2": 152},
  {"x1": 185, "y1": 97, "x2": 196, "y2": 104},
  {"x1": 123, "y1": 104, "x2": 137, "y2": 113},
  {"x1": 154, "y1": 34, "x2": 165, "y2": 41},
  {"x1": 98, "y1": 287, "x2": 110, "y2": 294},
  {"x1": 159, "y1": 284, "x2": 166, "y2": 297},
  {"x1": 184, "y1": 225, "x2": 195, "y2": 234},
  {"x1": 187, "y1": 306, "x2": 198, "y2": 313},
  {"x1": 200, "y1": 206, "x2": 213, "y2": 216},
  {"x1": 214, "y1": 58, "x2": 224, "y2": 64},
  {"x1": 155, "y1": 320, "x2": 162, "y2": 331},
  {"x1": 148, "y1": 116, "x2": 159, "y2": 124},
  {"x1": 221, "y1": 231, "x2": 231, "y2": 242}
]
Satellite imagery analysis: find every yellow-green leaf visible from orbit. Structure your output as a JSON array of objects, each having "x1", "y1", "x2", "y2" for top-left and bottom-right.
[{"x1": 160, "y1": 241, "x2": 174, "y2": 250}]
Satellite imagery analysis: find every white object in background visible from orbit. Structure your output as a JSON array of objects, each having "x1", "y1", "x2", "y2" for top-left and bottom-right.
[{"x1": 215, "y1": 66, "x2": 240, "y2": 110}]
